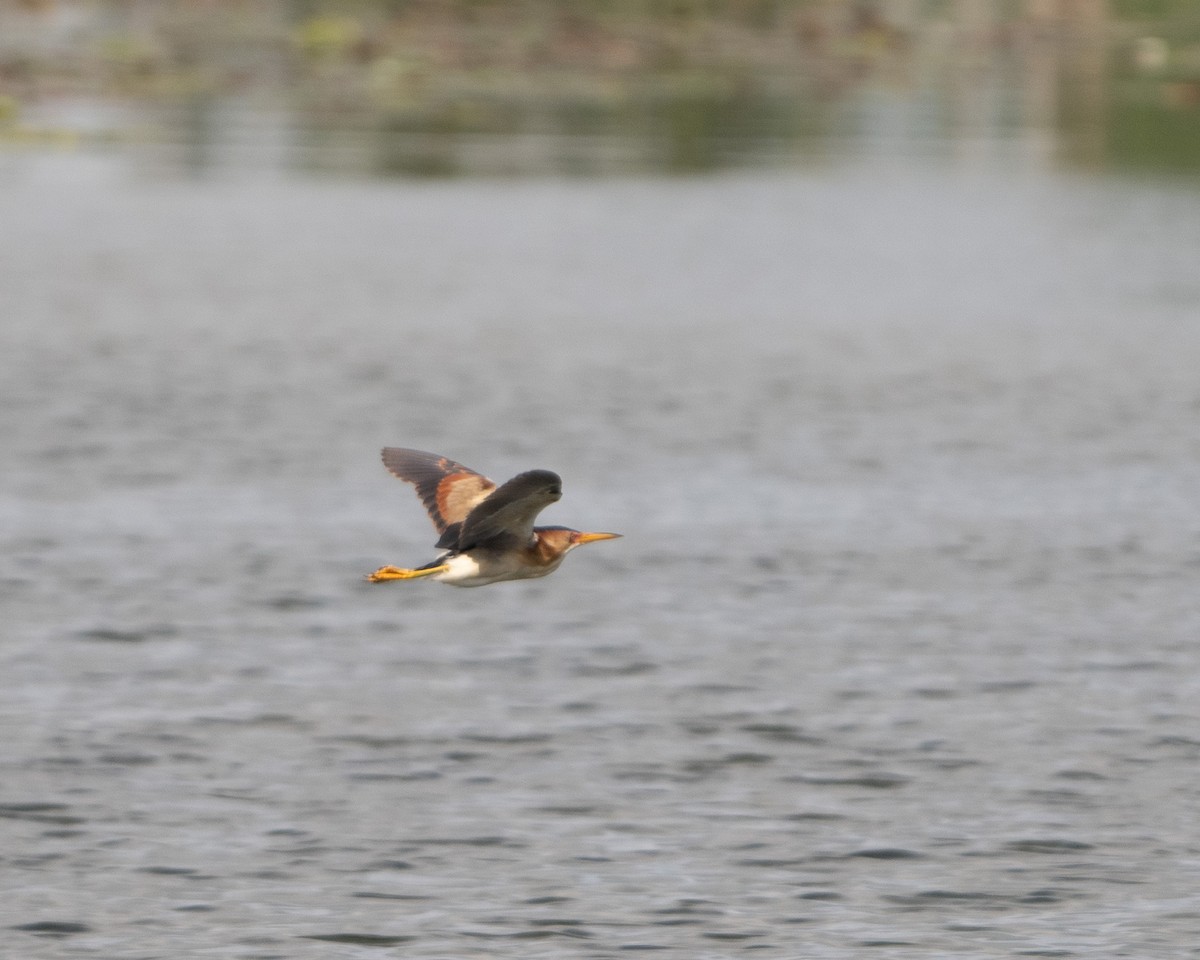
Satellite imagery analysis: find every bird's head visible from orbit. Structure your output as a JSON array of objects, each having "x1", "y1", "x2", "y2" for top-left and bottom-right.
[{"x1": 536, "y1": 525, "x2": 622, "y2": 557}]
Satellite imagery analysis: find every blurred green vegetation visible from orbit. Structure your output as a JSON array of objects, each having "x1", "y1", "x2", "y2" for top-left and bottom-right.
[
  {"x1": 0, "y1": 0, "x2": 1197, "y2": 178},
  {"x1": 1112, "y1": 0, "x2": 1200, "y2": 23}
]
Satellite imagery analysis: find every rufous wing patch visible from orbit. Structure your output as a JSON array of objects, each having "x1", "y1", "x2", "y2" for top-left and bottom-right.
[
  {"x1": 381, "y1": 448, "x2": 494, "y2": 534},
  {"x1": 437, "y1": 473, "x2": 495, "y2": 527}
]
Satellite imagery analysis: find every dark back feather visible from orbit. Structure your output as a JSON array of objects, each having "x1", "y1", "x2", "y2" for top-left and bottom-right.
[{"x1": 455, "y1": 469, "x2": 563, "y2": 551}]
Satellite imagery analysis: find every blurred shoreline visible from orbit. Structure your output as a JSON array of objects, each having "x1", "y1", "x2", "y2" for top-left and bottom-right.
[{"x1": 1, "y1": 1, "x2": 1198, "y2": 177}]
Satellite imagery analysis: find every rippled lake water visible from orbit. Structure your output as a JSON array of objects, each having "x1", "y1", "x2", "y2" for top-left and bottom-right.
[{"x1": 3, "y1": 147, "x2": 1200, "y2": 959}]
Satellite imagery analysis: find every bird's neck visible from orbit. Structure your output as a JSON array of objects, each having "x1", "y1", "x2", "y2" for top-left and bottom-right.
[{"x1": 528, "y1": 531, "x2": 564, "y2": 567}]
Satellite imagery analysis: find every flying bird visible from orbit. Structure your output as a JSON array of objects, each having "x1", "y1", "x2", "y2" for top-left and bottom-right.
[{"x1": 366, "y1": 447, "x2": 621, "y2": 587}]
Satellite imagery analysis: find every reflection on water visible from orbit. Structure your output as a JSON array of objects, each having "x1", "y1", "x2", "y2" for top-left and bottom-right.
[{"x1": 1, "y1": 0, "x2": 1198, "y2": 179}]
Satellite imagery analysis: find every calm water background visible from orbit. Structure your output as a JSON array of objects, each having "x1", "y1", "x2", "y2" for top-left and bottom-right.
[{"x1": 4, "y1": 10, "x2": 1200, "y2": 959}]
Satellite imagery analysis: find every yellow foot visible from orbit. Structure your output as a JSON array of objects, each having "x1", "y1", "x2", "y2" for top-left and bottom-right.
[{"x1": 365, "y1": 564, "x2": 450, "y2": 583}]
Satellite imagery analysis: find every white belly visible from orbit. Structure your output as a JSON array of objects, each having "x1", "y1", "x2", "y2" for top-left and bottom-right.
[{"x1": 434, "y1": 552, "x2": 563, "y2": 587}]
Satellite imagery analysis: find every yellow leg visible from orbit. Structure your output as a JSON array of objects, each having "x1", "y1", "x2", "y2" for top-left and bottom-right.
[{"x1": 365, "y1": 564, "x2": 450, "y2": 583}]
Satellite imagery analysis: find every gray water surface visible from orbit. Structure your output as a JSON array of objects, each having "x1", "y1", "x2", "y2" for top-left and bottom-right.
[{"x1": 3, "y1": 162, "x2": 1200, "y2": 958}]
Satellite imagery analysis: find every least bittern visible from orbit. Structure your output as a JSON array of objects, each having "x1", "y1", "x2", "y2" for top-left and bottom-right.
[{"x1": 366, "y1": 448, "x2": 621, "y2": 587}]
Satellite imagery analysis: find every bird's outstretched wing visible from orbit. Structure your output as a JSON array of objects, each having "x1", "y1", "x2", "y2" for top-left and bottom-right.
[
  {"x1": 456, "y1": 469, "x2": 562, "y2": 551},
  {"x1": 381, "y1": 448, "x2": 496, "y2": 538}
]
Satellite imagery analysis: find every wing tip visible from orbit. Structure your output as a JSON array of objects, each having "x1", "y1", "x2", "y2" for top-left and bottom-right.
[{"x1": 381, "y1": 446, "x2": 438, "y2": 479}]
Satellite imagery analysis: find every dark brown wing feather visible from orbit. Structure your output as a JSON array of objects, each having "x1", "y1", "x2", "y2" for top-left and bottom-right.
[
  {"x1": 380, "y1": 448, "x2": 496, "y2": 535},
  {"x1": 456, "y1": 469, "x2": 563, "y2": 551}
]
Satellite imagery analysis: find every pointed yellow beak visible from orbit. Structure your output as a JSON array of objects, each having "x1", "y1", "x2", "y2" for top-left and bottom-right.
[{"x1": 575, "y1": 531, "x2": 622, "y2": 544}]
